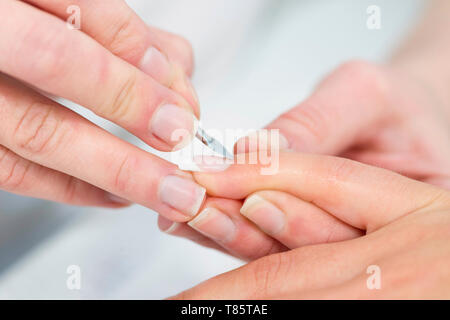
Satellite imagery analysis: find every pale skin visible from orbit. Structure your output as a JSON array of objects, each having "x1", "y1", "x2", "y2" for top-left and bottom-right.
[
  {"x1": 0, "y1": 0, "x2": 208, "y2": 222},
  {"x1": 173, "y1": 153, "x2": 450, "y2": 299},
  {"x1": 157, "y1": 0, "x2": 450, "y2": 298},
  {"x1": 2, "y1": 0, "x2": 450, "y2": 299}
]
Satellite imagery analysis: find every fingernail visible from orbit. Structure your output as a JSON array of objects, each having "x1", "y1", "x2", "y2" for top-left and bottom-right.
[
  {"x1": 158, "y1": 215, "x2": 179, "y2": 234},
  {"x1": 159, "y1": 175, "x2": 206, "y2": 217},
  {"x1": 106, "y1": 193, "x2": 131, "y2": 206},
  {"x1": 188, "y1": 207, "x2": 236, "y2": 243},
  {"x1": 193, "y1": 155, "x2": 231, "y2": 172},
  {"x1": 235, "y1": 131, "x2": 290, "y2": 154},
  {"x1": 139, "y1": 47, "x2": 172, "y2": 85},
  {"x1": 150, "y1": 104, "x2": 195, "y2": 148},
  {"x1": 240, "y1": 195, "x2": 285, "y2": 235}
]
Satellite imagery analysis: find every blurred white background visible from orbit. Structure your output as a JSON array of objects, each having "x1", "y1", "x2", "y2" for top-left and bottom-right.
[{"x1": 0, "y1": 0, "x2": 424, "y2": 299}]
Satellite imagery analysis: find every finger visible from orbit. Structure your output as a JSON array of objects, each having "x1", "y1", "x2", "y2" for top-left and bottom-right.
[
  {"x1": 0, "y1": 75, "x2": 205, "y2": 222},
  {"x1": 0, "y1": 0, "x2": 195, "y2": 151},
  {"x1": 172, "y1": 238, "x2": 369, "y2": 299},
  {"x1": 194, "y1": 152, "x2": 448, "y2": 232},
  {"x1": 342, "y1": 150, "x2": 450, "y2": 181},
  {"x1": 234, "y1": 61, "x2": 390, "y2": 155},
  {"x1": 240, "y1": 191, "x2": 363, "y2": 249},
  {"x1": 174, "y1": 208, "x2": 445, "y2": 299},
  {"x1": 157, "y1": 216, "x2": 228, "y2": 253},
  {"x1": 149, "y1": 26, "x2": 195, "y2": 77},
  {"x1": 0, "y1": 145, "x2": 129, "y2": 207},
  {"x1": 161, "y1": 197, "x2": 287, "y2": 261},
  {"x1": 22, "y1": 0, "x2": 198, "y2": 107}
]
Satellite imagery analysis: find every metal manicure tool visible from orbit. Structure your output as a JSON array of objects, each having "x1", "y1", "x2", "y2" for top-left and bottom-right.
[{"x1": 195, "y1": 126, "x2": 234, "y2": 160}]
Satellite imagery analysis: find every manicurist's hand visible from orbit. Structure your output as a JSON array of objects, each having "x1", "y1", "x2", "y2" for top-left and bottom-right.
[
  {"x1": 0, "y1": 0, "x2": 207, "y2": 221},
  {"x1": 172, "y1": 152, "x2": 450, "y2": 299}
]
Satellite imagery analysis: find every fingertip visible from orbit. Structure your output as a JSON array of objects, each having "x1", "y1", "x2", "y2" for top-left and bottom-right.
[
  {"x1": 158, "y1": 215, "x2": 180, "y2": 234},
  {"x1": 188, "y1": 207, "x2": 237, "y2": 243}
]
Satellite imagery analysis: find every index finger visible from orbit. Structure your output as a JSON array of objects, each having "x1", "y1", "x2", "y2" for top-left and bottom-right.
[
  {"x1": 0, "y1": 74, "x2": 206, "y2": 222},
  {"x1": 0, "y1": 0, "x2": 194, "y2": 151},
  {"x1": 22, "y1": 0, "x2": 198, "y2": 108},
  {"x1": 193, "y1": 152, "x2": 449, "y2": 231}
]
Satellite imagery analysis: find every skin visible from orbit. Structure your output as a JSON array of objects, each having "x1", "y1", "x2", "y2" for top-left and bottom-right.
[
  {"x1": 1, "y1": 0, "x2": 448, "y2": 299},
  {"x1": 159, "y1": 0, "x2": 450, "y2": 255},
  {"x1": 0, "y1": 0, "x2": 204, "y2": 221},
  {"x1": 173, "y1": 152, "x2": 450, "y2": 299},
  {"x1": 158, "y1": 0, "x2": 450, "y2": 298}
]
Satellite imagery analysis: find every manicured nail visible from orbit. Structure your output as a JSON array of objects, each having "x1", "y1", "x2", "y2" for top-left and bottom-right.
[
  {"x1": 159, "y1": 175, "x2": 206, "y2": 217},
  {"x1": 150, "y1": 104, "x2": 195, "y2": 147},
  {"x1": 158, "y1": 215, "x2": 179, "y2": 234},
  {"x1": 235, "y1": 130, "x2": 290, "y2": 154},
  {"x1": 193, "y1": 155, "x2": 231, "y2": 172},
  {"x1": 240, "y1": 195, "x2": 285, "y2": 235},
  {"x1": 139, "y1": 47, "x2": 172, "y2": 85},
  {"x1": 106, "y1": 193, "x2": 131, "y2": 206},
  {"x1": 188, "y1": 207, "x2": 236, "y2": 243}
]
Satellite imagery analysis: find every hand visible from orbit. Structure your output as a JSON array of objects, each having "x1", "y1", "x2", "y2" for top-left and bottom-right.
[
  {"x1": 0, "y1": 0, "x2": 207, "y2": 221},
  {"x1": 158, "y1": 60, "x2": 450, "y2": 257},
  {"x1": 172, "y1": 152, "x2": 450, "y2": 299},
  {"x1": 236, "y1": 60, "x2": 450, "y2": 189}
]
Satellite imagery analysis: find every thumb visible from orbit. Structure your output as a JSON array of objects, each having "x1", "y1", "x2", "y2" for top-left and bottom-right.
[{"x1": 235, "y1": 61, "x2": 391, "y2": 155}]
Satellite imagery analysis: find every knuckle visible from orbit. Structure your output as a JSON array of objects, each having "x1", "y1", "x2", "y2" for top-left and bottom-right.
[
  {"x1": 281, "y1": 100, "x2": 329, "y2": 144},
  {"x1": 13, "y1": 102, "x2": 63, "y2": 155},
  {"x1": 247, "y1": 253, "x2": 291, "y2": 298},
  {"x1": 104, "y1": 70, "x2": 139, "y2": 120},
  {"x1": 327, "y1": 157, "x2": 360, "y2": 183},
  {"x1": 113, "y1": 155, "x2": 137, "y2": 194},
  {"x1": 334, "y1": 60, "x2": 389, "y2": 100},
  {"x1": 17, "y1": 24, "x2": 71, "y2": 83},
  {"x1": 106, "y1": 10, "x2": 145, "y2": 60},
  {"x1": 0, "y1": 147, "x2": 31, "y2": 190}
]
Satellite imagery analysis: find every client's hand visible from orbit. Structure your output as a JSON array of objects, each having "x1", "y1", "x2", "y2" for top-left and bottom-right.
[
  {"x1": 172, "y1": 152, "x2": 450, "y2": 299},
  {"x1": 237, "y1": 61, "x2": 450, "y2": 189},
  {"x1": 158, "y1": 60, "x2": 450, "y2": 258}
]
